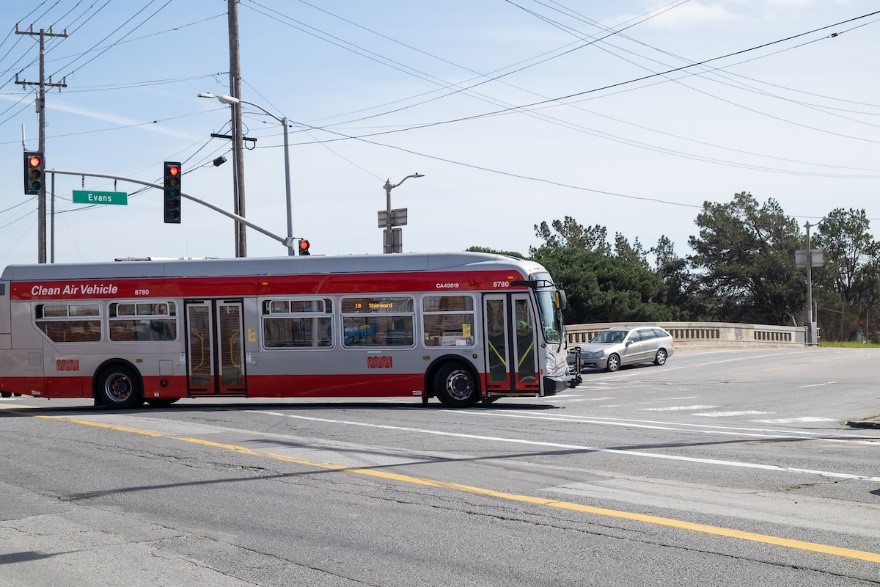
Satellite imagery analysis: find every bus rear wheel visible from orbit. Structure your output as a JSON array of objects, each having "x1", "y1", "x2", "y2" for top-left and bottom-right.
[
  {"x1": 434, "y1": 363, "x2": 479, "y2": 408},
  {"x1": 96, "y1": 365, "x2": 143, "y2": 409}
]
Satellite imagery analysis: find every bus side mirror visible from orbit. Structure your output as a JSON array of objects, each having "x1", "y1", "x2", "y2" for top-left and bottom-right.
[{"x1": 556, "y1": 290, "x2": 567, "y2": 311}]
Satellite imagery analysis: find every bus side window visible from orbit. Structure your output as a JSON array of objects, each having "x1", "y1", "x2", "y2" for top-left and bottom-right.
[
  {"x1": 340, "y1": 296, "x2": 414, "y2": 348},
  {"x1": 108, "y1": 301, "x2": 176, "y2": 342},
  {"x1": 422, "y1": 295, "x2": 475, "y2": 347},
  {"x1": 261, "y1": 297, "x2": 332, "y2": 348},
  {"x1": 35, "y1": 303, "x2": 101, "y2": 343}
]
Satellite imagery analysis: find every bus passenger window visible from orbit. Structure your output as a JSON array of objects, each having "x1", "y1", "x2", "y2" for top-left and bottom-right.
[
  {"x1": 422, "y1": 295, "x2": 475, "y2": 347},
  {"x1": 108, "y1": 301, "x2": 177, "y2": 342},
  {"x1": 341, "y1": 296, "x2": 414, "y2": 348},
  {"x1": 35, "y1": 303, "x2": 102, "y2": 343},
  {"x1": 261, "y1": 297, "x2": 333, "y2": 348}
]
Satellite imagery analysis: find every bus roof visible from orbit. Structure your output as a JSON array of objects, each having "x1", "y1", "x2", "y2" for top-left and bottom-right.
[{"x1": 1, "y1": 252, "x2": 552, "y2": 283}]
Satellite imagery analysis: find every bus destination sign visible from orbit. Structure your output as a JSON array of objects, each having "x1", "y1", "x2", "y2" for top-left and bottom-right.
[{"x1": 72, "y1": 190, "x2": 128, "y2": 206}]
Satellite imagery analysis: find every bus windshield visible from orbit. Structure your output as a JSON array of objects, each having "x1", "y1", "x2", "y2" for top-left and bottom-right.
[{"x1": 535, "y1": 288, "x2": 562, "y2": 344}]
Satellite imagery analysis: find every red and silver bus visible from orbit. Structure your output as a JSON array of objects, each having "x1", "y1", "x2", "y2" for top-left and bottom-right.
[{"x1": 0, "y1": 252, "x2": 573, "y2": 408}]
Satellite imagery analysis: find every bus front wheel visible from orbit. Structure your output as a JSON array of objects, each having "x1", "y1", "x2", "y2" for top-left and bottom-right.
[
  {"x1": 434, "y1": 363, "x2": 479, "y2": 408},
  {"x1": 96, "y1": 365, "x2": 143, "y2": 409}
]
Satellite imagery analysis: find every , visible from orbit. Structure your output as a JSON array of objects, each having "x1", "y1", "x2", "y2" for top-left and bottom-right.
[
  {"x1": 571, "y1": 325, "x2": 675, "y2": 373},
  {"x1": 0, "y1": 252, "x2": 575, "y2": 408}
]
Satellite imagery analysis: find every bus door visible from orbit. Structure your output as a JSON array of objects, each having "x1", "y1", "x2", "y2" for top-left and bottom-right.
[
  {"x1": 482, "y1": 293, "x2": 540, "y2": 395},
  {"x1": 185, "y1": 299, "x2": 246, "y2": 396}
]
